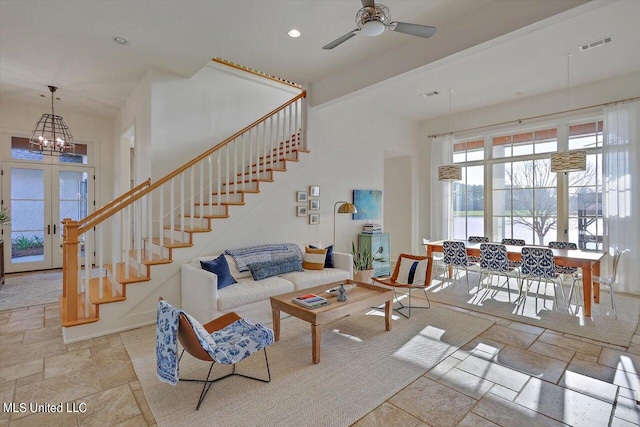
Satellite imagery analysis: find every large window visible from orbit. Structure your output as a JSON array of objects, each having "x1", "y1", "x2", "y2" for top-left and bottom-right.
[
  {"x1": 452, "y1": 140, "x2": 484, "y2": 240},
  {"x1": 450, "y1": 121, "x2": 603, "y2": 246}
]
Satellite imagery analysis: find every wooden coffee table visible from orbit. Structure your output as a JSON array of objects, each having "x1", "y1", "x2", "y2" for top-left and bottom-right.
[{"x1": 270, "y1": 279, "x2": 394, "y2": 364}]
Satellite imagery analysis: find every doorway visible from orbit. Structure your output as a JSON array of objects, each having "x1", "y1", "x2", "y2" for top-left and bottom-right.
[{"x1": 2, "y1": 161, "x2": 94, "y2": 273}]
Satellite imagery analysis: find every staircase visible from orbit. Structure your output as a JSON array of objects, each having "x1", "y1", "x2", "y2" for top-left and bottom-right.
[{"x1": 60, "y1": 90, "x2": 307, "y2": 340}]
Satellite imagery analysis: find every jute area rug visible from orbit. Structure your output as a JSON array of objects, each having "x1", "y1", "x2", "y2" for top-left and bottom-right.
[
  {"x1": 0, "y1": 270, "x2": 62, "y2": 311},
  {"x1": 122, "y1": 305, "x2": 493, "y2": 427},
  {"x1": 427, "y1": 271, "x2": 640, "y2": 347}
]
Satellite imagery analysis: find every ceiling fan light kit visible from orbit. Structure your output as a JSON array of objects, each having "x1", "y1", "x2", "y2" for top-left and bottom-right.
[{"x1": 323, "y1": 0, "x2": 436, "y2": 50}]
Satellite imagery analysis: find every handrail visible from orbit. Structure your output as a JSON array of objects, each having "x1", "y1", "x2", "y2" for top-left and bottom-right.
[
  {"x1": 77, "y1": 178, "x2": 151, "y2": 227},
  {"x1": 212, "y1": 58, "x2": 303, "y2": 90},
  {"x1": 78, "y1": 91, "x2": 306, "y2": 234}
]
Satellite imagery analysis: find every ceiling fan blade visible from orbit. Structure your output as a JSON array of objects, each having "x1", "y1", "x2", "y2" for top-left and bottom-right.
[
  {"x1": 322, "y1": 30, "x2": 359, "y2": 50},
  {"x1": 361, "y1": 0, "x2": 375, "y2": 8},
  {"x1": 388, "y1": 22, "x2": 437, "y2": 38}
]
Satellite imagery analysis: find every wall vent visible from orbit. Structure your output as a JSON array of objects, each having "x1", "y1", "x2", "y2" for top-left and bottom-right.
[
  {"x1": 421, "y1": 91, "x2": 439, "y2": 97},
  {"x1": 579, "y1": 36, "x2": 613, "y2": 52}
]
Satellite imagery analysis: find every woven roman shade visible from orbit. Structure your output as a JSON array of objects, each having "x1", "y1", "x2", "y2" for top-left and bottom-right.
[{"x1": 551, "y1": 150, "x2": 586, "y2": 173}]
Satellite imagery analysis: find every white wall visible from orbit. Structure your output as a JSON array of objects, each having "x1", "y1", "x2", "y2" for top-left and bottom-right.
[{"x1": 384, "y1": 154, "x2": 414, "y2": 259}]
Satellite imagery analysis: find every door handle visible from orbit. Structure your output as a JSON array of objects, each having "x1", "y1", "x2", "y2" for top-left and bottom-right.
[
  {"x1": 47, "y1": 224, "x2": 51, "y2": 235},
  {"x1": 53, "y1": 224, "x2": 57, "y2": 235}
]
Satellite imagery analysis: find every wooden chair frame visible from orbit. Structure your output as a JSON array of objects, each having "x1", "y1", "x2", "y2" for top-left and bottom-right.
[{"x1": 373, "y1": 253, "x2": 430, "y2": 319}]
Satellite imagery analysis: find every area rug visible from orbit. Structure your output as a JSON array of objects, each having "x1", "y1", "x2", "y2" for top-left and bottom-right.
[
  {"x1": 427, "y1": 272, "x2": 640, "y2": 347},
  {"x1": 0, "y1": 270, "x2": 62, "y2": 311},
  {"x1": 122, "y1": 305, "x2": 493, "y2": 427}
]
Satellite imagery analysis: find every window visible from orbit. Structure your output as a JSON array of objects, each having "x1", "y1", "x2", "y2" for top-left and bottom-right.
[
  {"x1": 492, "y1": 128, "x2": 557, "y2": 158},
  {"x1": 568, "y1": 121, "x2": 604, "y2": 249},
  {"x1": 11, "y1": 136, "x2": 88, "y2": 164},
  {"x1": 452, "y1": 139, "x2": 484, "y2": 240}
]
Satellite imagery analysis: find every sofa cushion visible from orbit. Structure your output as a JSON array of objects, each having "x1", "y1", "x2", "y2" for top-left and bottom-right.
[
  {"x1": 200, "y1": 255, "x2": 237, "y2": 290},
  {"x1": 224, "y1": 255, "x2": 252, "y2": 279},
  {"x1": 248, "y1": 257, "x2": 304, "y2": 281},
  {"x1": 303, "y1": 247, "x2": 327, "y2": 270},
  {"x1": 396, "y1": 258, "x2": 428, "y2": 286},
  {"x1": 280, "y1": 268, "x2": 350, "y2": 291},
  {"x1": 217, "y1": 276, "x2": 295, "y2": 311},
  {"x1": 310, "y1": 244, "x2": 334, "y2": 268}
]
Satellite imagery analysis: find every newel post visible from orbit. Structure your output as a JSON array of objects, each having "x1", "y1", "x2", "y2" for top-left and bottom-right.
[{"x1": 62, "y1": 218, "x2": 79, "y2": 322}]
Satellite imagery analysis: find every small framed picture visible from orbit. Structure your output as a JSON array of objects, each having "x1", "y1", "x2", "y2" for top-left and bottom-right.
[
  {"x1": 297, "y1": 206, "x2": 308, "y2": 217},
  {"x1": 296, "y1": 191, "x2": 308, "y2": 202},
  {"x1": 309, "y1": 213, "x2": 320, "y2": 225},
  {"x1": 309, "y1": 199, "x2": 320, "y2": 211},
  {"x1": 309, "y1": 185, "x2": 320, "y2": 197}
]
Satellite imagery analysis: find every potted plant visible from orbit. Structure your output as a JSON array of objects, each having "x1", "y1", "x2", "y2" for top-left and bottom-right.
[
  {"x1": 351, "y1": 241, "x2": 375, "y2": 284},
  {"x1": 0, "y1": 206, "x2": 9, "y2": 285}
]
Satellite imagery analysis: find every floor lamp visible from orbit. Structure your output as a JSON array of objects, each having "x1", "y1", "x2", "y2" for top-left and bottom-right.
[{"x1": 333, "y1": 201, "x2": 357, "y2": 247}]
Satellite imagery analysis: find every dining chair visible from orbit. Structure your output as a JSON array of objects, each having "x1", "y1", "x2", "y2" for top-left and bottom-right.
[
  {"x1": 372, "y1": 253, "x2": 430, "y2": 318},
  {"x1": 478, "y1": 243, "x2": 519, "y2": 302},
  {"x1": 156, "y1": 298, "x2": 273, "y2": 410},
  {"x1": 518, "y1": 247, "x2": 566, "y2": 311},
  {"x1": 501, "y1": 238, "x2": 526, "y2": 269},
  {"x1": 467, "y1": 236, "x2": 489, "y2": 264},
  {"x1": 443, "y1": 240, "x2": 478, "y2": 293},
  {"x1": 548, "y1": 241, "x2": 579, "y2": 305},
  {"x1": 568, "y1": 250, "x2": 622, "y2": 318},
  {"x1": 423, "y1": 238, "x2": 444, "y2": 278}
]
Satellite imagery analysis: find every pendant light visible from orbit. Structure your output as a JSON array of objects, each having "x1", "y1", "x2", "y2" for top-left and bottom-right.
[
  {"x1": 29, "y1": 86, "x2": 75, "y2": 155},
  {"x1": 438, "y1": 89, "x2": 462, "y2": 181}
]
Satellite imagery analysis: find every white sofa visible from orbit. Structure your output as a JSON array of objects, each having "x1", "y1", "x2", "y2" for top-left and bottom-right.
[{"x1": 181, "y1": 245, "x2": 353, "y2": 323}]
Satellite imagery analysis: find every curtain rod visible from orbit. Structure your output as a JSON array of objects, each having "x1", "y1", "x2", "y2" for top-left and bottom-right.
[{"x1": 427, "y1": 95, "x2": 640, "y2": 139}]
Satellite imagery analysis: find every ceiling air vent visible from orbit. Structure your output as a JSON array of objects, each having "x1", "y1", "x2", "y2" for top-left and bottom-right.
[
  {"x1": 579, "y1": 36, "x2": 613, "y2": 52},
  {"x1": 421, "y1": 91, "x2": 439, "y2": 98}
]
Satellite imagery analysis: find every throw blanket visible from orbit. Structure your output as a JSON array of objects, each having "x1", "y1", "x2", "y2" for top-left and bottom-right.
[
  {"x1": 225, "y1": 243, "x2": 303, "y2": 272},
  {"x1": 156, "y1": 301, "x2": 274, "y2": 385}
]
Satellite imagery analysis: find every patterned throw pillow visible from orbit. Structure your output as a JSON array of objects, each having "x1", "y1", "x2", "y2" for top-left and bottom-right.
[
  {"x1": 200, "y1": 254, "x2": 237, "y2": 289},
  {"x1": 303, "y1": 247, "x2": 327, "y2": 270},
  {"x1": 396, "y1": 258, "x2": 428, "y2": 286},
  {"x1": 309, "y1": 244, "x2": 334, "y2": 268},
  {"x1": 247, "y1": 257, "x2": 304, "y2": 281}
]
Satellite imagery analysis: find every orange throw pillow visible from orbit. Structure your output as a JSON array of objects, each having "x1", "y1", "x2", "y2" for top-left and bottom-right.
[{"x1": 302, "y1": 247, "x2": 327, "y2": 270}]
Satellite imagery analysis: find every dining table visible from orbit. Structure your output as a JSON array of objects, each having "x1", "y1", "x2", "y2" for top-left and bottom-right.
[{"x1": 423, "y1": 240, "x2": 607, "y2": 317}]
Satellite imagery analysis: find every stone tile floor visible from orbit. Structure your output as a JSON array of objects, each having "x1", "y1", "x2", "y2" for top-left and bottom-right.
[{"x1": 1, "y1": 271, "x2": 640, "y2": 426}]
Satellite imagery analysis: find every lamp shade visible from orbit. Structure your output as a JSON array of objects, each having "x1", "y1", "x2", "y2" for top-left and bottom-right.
[
  {"x1": 29, "y1": 86, "x2": 75, "y2": 155},
  {"x1": 551, "y1": 150, "x2": 586, "y2": 173},
  {"x1": 438, "y1": 165, "x2": 462, "y2": 181},
  {"x1": 336, "y1": 202, "x2": 357, "y2": 214}
]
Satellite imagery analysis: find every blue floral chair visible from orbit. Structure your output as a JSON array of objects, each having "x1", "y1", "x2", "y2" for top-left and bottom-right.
[
  {"x1": 467, "y1": 236, "x2": 489, "y2": 264},
  {"x1": 501, "y1": 238, "x2": 526, "y2": 269},
  {"x1": 156, "y1": 299, "x2": 273, "y2": 410},
  {"x1": 518, "y1": 247, "x2": 566, "y2": 311},
  {"x1": 548, "y1": 242, "x2": 581, "y2": 305},
  {"x1": 478, "y1": 243, "x2": 520, "y2": 302},
  {"x1": 443, "y1": 241, "x2": 478, "y2": 293}
]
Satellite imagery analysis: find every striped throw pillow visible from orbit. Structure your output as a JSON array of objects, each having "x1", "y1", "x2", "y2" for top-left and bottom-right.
[
  {"x1": 396, "y1": 258, "x2": 427, "y2": 286},
  {"x1": 303, "y1": 247, "x2": 327, "y2": 270}
]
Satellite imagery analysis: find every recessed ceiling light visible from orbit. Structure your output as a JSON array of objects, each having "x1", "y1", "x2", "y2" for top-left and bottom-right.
[
  {"x1": 420, "y1": 91, "x2": 439, "y2": 98},
  {"x1": 288, "y1": 29, "x2": 301, "y2": 38},
  {"x1": 113, "y1": 36, "x2": 129, "y2": 45}
]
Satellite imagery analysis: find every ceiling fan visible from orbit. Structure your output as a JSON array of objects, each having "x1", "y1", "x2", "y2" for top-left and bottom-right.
[{"x1": 322, "y1": 0, "x2": 437, "y2": 50}]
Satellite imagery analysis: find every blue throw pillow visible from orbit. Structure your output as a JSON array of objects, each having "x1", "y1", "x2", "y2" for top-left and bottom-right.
[
  {"x1": 201, "y1": 254, "x2": 237, "y2": 290},
  {"x1": 310, "y1": 245, "x2": 334, "y2": 268},
  {"x1": 247, "y1": 257, "x2": 304, "y2": 281}
]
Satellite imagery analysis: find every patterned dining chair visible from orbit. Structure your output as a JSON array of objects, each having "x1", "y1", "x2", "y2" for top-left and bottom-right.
[
  {"x1": 548, "y1": 242, "x2": 580, "y2": 305},
  {"x1": 478, "y1": 243, "x2": 519, "y2": 302},
  {"x1": 501, "y1": 238, "x2": 526, "y2": 269},
  {"x1": 443, "y1": 241, "x2": 477, "y2": 293},
  {"x1": 467, "y1": 236, "x2": 489, "y2": 264},
  {"x1": 519, "y1": 247, "x2": 566, "y2": 311}
]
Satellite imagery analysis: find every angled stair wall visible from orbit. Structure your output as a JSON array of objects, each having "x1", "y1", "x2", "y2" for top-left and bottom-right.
[{"x1": 61, "y1": 90, "x2": 307, "y2": 342}]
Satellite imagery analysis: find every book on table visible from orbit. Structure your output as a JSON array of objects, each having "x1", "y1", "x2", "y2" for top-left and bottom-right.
[{"x1": 292, "y1": 293, "x2": 331, "y2": 309}]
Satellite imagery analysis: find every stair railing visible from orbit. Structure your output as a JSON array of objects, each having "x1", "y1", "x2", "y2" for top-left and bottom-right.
[{"x1": 61, "y1": 91, "x2": 305, "y2": 325}]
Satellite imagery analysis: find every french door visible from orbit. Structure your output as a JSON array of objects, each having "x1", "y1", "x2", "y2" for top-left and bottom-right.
[{"x1": 1, "y1": 162, "x2": 94, "y2": 272}]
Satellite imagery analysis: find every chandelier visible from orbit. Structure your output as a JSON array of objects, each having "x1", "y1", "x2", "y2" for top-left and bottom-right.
[{"x1": 29, "y1": 86, "x2": 75, "y2": 155}]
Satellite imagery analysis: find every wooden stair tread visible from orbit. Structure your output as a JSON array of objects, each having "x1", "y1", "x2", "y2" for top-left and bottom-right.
[
  {"x1": 163, "y1": 225, "x2": 211, "y2": 233},
  {"x1": 183, "y1": 213, "x2": 229, "y2": 219},
  {"x1": 89, "y1": 278, "x2": 126, "y2": 304},
  {"x1": 128, "y1": 249, "x2": 172, "y2": 265},
  {"x1": 222, "y1": 178, "x2": 273, "y2": 185},
  {"x1": 59, "y1": 295, "x2": 99, "y2": 327},
  {"x1": 194, "y1": 201, "x2": 245, "y2": 206},
  {"x1": 211, "y1": 189, "x2": 259, "y2": 195},
  {"x1": 149, "y1": 237, "x2": 193, "y2": 249},
  {"x1": 106, "y1": 263, "x2": 150, "y2": 284}
]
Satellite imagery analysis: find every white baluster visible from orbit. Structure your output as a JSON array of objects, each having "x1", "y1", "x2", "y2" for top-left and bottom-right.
[
  {"x1": 234, "y1": 139, "x2": 238, "y2": 194},
  {"x1": 125, "y1": 204, "x2": 130, "y2": 279},
  {"x1": 111, "y1": 214, "x2": 117, "y2": 295},
  {"x1": 170, "y1": 178, "x2": 175, "y2": 244},
  {"x1": 136, "y1": 197, "x2": 142, "y2": 276},
  {"x1": 249, "y1": 127, "x2": 254, "y2": 185},
  {"x1": 217, "y1": 151, "x2": 221, "y2": 209},
  {"x1": 159, "y1": 187, "x2": 164, "y2": 257},
  {"x1": 98, "y1": 224, "x2": 103, "y2": 299},
  {"x1": 208, "y1": 155, "x2": 213, "y2": 218},
  {"x1": 242, "y1": 132, "x2": 246, "y2": 192},
  {"x1": 190, "y1": 167, "x2": 194, "y2": 231},
  {"x1": 85, "y1": 230, "x2": 91, "y2": 301},
  {"x1": 226, "y1": 143, "x2": 230, "y2": 203},
  {"x1": 147, "y1": 191, "x2": 152, "y2": 260},
  {"x1": 199, "y1": 160, "x2": 204, "y2": 220},
  {"x1": 180, "y1": 173, "x2": 185, "y2": 242},
  {"x1": 295, "y1": 99, "x2": 299, "y2": 149}
]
